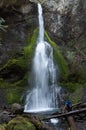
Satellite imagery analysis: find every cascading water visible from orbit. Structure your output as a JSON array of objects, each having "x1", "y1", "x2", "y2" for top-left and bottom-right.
[{"x1": 24, "y1": 3, "x2": 60, "y2": 112}]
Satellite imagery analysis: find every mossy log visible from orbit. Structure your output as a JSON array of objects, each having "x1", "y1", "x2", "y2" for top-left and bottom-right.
[{"x1": 43, "y1": 108, "x2": 86, "y2": 120}]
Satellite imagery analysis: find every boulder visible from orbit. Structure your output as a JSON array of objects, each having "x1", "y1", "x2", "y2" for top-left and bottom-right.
[
  {"x1": 6, "y1": 116, "x2": 36, "y2": 130},
  {"x1": 0, "y1": 111, "x2": 11, "y2": 124},
  {"x1": 11, "y1": 103, "x2": 24, "y2": 114}
]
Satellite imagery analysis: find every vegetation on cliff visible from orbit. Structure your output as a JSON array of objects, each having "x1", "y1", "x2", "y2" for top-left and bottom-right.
[
  {"x1": 0, "y1": 29, "x2": 38, "y2": 104},
  {"x1": 0, "y1": 0, "x2": 85, "y2": 106},
  {"x1": 45, "y1": 31, "x2": 69, "y2": 81},
  {"x1": 0, "y1": 27, "x2": 85, "y2": 105}
]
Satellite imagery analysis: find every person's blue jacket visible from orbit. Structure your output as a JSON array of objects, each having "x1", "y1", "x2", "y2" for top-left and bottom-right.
[{"x1": 65, "y1": 100, "x2": 71, "y2": 107}]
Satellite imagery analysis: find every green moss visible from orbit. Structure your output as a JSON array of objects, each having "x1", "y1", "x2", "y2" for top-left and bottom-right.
[
  {"x1": 0, "y1": 78, "x2": 9, "y2": 88},
  {"x1": 60, "y1": 82, "x2": 85, "y2": 92},
  {"x1": 0, "y1": 75, "x2": 27, "y2": 88},
  {"x1": 13, "y1": 75, "x2": 27, "y2": 87},
  {"x1": 45, "y1": 31, "x2": 69, "y2": 81},
  {"x1": 0, "y1": 58, "x2": 27, "y2": 89},
  {"x1": 0, "y1": 29, "x2": 39, "y2": 104},
  {"x1": 66, "y1": 39, "x2": 86, "y2": 83},
  {"x1": 71, "y1": 87, "x2": 83, "y2": 104},
  {"x1": 0, "y1": 125, "x2": 5, "y2": 130},
  {"x1": 6, "y1": 116, "x2": 36, "y2": 130},
  {"x1": 23, "y1": 29, "x2": 38, "y2": 62},
  {"x1": 0, "y1": 77, "x2": 26, "y2": 104},
  {"x1": 76, "y1": 68, "x2": 86, "y2": 83},
  {"x1": 60, "y1": 82, "x2": 86, "y2": 104},
  {"x1": 0, "y1": 57, "x2": 27, "y2": 72},
  {"x1": 6, "y1": 88, "x2": 24, "y2": 104},
  {"x1": 37, "y1": 121, "x2": 42, "y2": 129}
]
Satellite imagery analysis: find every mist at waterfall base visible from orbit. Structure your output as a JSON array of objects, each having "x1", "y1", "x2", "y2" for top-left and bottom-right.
[{"x1": 24, "y1": 3, "x2": 61, "y2": 114}]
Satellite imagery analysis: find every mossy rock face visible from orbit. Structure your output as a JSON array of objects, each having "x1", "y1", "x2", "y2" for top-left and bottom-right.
[
  {"x1": 6, "y1": 88, "x2": 24, "y2": 104},
  {"x1": 45, "y1": 31, "x2": 69, "y2": 81},
  {"x1": 25, "y1": 29, "x2": 69, "y2": 81},
  {"x1": 0, "y1": 29, "x2": 38, "y2": 105},
  {"x1": 60, "y1": 82, "x2": 86, "y2": 104},
  {"x1": 0, "y1": 29, "x2": 38, "y2": 87},
  {"x1": 0, "y1": 57, "x2": 28, "y2": 82},
  {"x1": 23, "y1": 29, "x2": 38, "y2": 64},
  {"x1": 0, "y1": 28, "x2": 69, "y2": 86},
  {"x1": 65, "y1": 39, "x2": 86, "y2": 83},
  {"x1": 6, "y1": 116, "x2": 36, "y2": 130},
  {"x1": 24, "y1": 29, "x2": 70, "y2": 83}
]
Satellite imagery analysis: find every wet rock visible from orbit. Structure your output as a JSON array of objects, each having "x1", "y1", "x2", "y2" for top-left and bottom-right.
[
  {"x1": 20, "y1": 4, "x2": 32, "y2": 14},
  {"x1": 0, "y1": 0, "x2": 86, "y2": 43},
  {"x1": 0, "y1": 111, "x2": 11, "y2": 124},
  {"x1": 11, "y1": 103, "x2": 23, "y2": 114},
  {"x1": 0, "y1": 89, "x2": 7, "y2": 108},
  {"x1": 43, "y1": 0, "x2": 86, "y2": 42}
]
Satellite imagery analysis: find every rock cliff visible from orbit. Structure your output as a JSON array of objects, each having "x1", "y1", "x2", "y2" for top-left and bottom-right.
[{"x1": 0, "y1": 0, "x2": 86, "y2": 105}]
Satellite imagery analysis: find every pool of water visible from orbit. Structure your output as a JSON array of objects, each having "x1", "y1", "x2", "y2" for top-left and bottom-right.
[{"x1": 24, "y1": 108, "x2": 60, "y2": 115}]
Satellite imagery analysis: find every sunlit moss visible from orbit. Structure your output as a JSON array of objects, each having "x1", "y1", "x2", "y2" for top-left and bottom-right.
[
  {"x1": 6, "y1": 116, "x2": 36, "y2": 130},
  {"x1": 0, "y1": 125, "x2": 5, "y2": 130}
]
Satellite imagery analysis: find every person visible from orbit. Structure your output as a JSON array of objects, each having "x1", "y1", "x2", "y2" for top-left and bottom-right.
[
  {"x1": 65, "y1": 100, "x2": 72, "y2": 112},
  {"x1": 61, "y1": 100, "x2": 72, "y2": 113}
]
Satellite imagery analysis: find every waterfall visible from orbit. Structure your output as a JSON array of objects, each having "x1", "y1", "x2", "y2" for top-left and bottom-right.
[
  {"x1": 24, "y1": 3, "x2": 60, "y2": 112},
  {"x1": 38, "y1": 3, "x2": 44, "y2": 42}
]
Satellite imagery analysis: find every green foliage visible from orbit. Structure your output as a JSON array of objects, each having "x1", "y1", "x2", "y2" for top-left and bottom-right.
[
  {"x1": 0, "y1": 125, "x2": 5, "y2": 130},
  {"x1": 66, "y1": 51, "x2": 74, "y2": 61},
  {"x1": 61, "y1": 82, "x2": 85, "y2": 92},
  {"x1": 0, "y1": 78, "x2": 9, "y2": 88},
  {"x1": 70, "y1": 87, "x2": 83, "y2": 104},
  {"x1": 0, "y1": 77, "x2": 26, "y2": 104},
  {"x1": 76, "y1": 68, "x2": 86, "y2": 84},
  {"x1": 6, "y1": 116, "x2": 36, "y2": 130},
  {"x1": 45, "y1": 31, "x2": 69, "y2": 81},
  {"x1": 60, "y1": 82, "x2": 85, "y2": 104},
  {"x1": 6, "y1": 88, "x2": 23, "y2": 104}
]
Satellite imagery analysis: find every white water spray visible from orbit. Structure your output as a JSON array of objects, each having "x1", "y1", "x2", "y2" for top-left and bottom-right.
[{"x1": 24, "y1": 3, "x2": 59, "y2": 112}]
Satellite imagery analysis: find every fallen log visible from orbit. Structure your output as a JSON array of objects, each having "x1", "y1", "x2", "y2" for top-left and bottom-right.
[
  {"x1": 43, "y1": 108, "x2": 86, "y2": 120},
  {"x1": 72, "y1": 101, "x2": 86, "y2": 108},
  {"x1": 67, "y1": 115, "x2": 78, "y2": 130}
]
